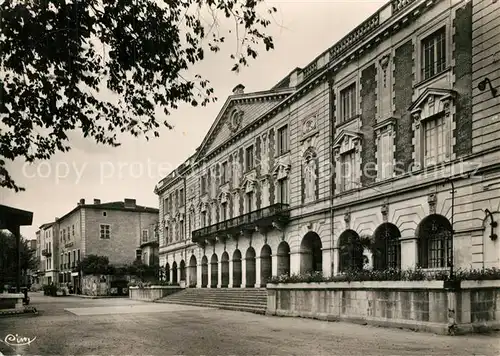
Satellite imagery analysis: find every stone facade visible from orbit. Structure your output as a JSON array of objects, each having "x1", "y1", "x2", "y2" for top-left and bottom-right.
[
  {"x1": 37, "y1": 222, "x2": 58, "y2": 285},
  {"x1": 156, "y1": 0, "x2": 500, "y2": 287},
  {"x1": 36, "y1": 198, "x2": 159, "y2": 288}
]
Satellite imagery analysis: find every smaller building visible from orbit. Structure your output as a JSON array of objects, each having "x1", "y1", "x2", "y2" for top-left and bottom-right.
[
  {"x1": 139, "y1": 222, "x2": 159, "y2": 266},
  {"x1": 36, "y1": 198, "x2": 159, "y2": 290}
]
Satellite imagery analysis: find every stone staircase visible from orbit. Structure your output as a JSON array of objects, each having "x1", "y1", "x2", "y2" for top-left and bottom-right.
[{"x1": 155, "y1": 288, "x2": 267, "y2": 314}]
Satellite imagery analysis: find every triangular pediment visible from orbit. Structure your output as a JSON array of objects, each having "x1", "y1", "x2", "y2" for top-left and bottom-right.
[
  {"x1": 194, "y1": 89, "x2": 294, "y2": 162},
  {"x1": 409, "y1": 87, "x2": 457, "y2": 114},
  {"x1": 333, "y1": 129, "x2": 363, "y2": 148}
]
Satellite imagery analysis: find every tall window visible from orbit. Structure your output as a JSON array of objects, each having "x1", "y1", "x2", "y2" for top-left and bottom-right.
[
  {"x1": 179, "y1": 188, "x2": 184, "y2": 206},
  {"x1": 221, "y1": 203, "x2": 228, "y2": 221},
  {"x1": 142, "y1": 229, "x2": 149, "y2": 243},
  {"x1": 201, "y1": 176, "x2": 207, "y2": 194},
  {"x1": 72, "y1": 225, "x2": 75, "y2": 236},
  {"x1": 340, "y1": 150, "x2": 356, "y2": 191},
  {"x1": 246, "y1": 192, "x2": 253, "y2": 213},
  {"x1": 278, "y1": 178, "x2": 288, "y2": 204},
  {"x1": 221, "y1": 161, "x2": 228, "y2": 183},
  {"x1": 277, "y1": 125, "x2": 289, "y2": 155},
  {"x1": 72, "y1": 251, "x2": 76, "y2": 267},
  {"x1": 99, "y1": 224, "x2": 111, "y2": 239},
  {"x1": 163, "y1": 198, "x2": 169, "y2": 213},
  {"x1": 77, "y1": 249, "x2": 80, "y2": 263},
  {"x1": 421, "y1": 27, "x2": 446, "y2": 80},
  {"x1": 340, "y1": 83, "x2": 357, "y2": 123},
  {"x1": 245, "y1": 145, "x2": 254, "y2": 171},
  {"x1": 179, "y1": 220, "x2": 185, "y2": 240},
  {"x1": 423, "y1": 115, "x2": 446, "y2": 167},
  {"x1": 201, "y1": 211, "x2": 207, "y2": 227},
  {"x1": 378, "y1": 131, "x2": 393, "y2": 180},
  {"x1": 165, "y1": 226, "x2": 169, "y2": 244}
]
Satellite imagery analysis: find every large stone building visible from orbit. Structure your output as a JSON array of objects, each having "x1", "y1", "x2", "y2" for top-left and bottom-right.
[
  {"x1": 36, "y1": 198, "x2": 159, "y2": 288},
  {"x1": 155, "y1": 0, "x2": 500, "y2": 287}
]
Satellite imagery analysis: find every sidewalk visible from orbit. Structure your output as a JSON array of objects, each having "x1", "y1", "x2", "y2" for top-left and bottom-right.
[{"x1": 67, "y1": 294, "x2": 127, "y2": 299}]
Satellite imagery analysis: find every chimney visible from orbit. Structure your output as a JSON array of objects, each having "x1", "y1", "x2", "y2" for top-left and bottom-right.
[
  {"x1": 78, "y1": 198, "x2": 85, "y2": 206},
  {"x1": 93, "y1": 199, "x2": 101, "y2": 205},
  {"x1": 232, "y1": 84, "x2": 245, "y2": 95},
  {"x1": 124, "y1": 198, "x2": 137, "y2": 209}
]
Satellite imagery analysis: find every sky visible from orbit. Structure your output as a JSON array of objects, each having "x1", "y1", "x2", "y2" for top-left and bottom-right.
[{"x1": 1, "y1": 0, "x2": 387, "y2": 239}]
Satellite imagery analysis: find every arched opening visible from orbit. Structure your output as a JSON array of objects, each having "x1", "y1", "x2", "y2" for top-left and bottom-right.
[
  {"x1": 300, "y1": 231, "x2": 323, "y2": 273},
  {"x1": 188, "y1": 255, "x2": 197, "y2": 287},
  {"x1": 338, "y1": 230, "x2": 363, "y2": 272},
  {"x1": 372, "y1": 223, "x2": 402, "y2": 270},
  {"x1": 210, "y1": 254, "x2": 218, "y2": 288},
  {"x1": 179, "y1": 260, "x2": 186, "y2": 281},
  {"x1": 245, "y1": 247, "x2": 256, "y2": 287},
  {"x1": 276, "y1": 241, "x2": 290, "y2": 276},
  {"x1": 232, "y1": 250, "x2": 242, "y2": 288},
  {"x1": 221, "y1": 252, "x2": 230, "y2": 288},
  {"x1": 165, "y1": 263, "x2": 170, "y2": 283},
  {"x1": 416, "y1": 214, "x2": 452, "y2": 269},
  {"x1": 260, "y1": 245, "x2": 272, "y2": 286},
  {"x1": 172, "y1": 261, "x2": 178, "y2": 284},
  {"x1": 201, "y1": 256, "x2": 208, "y2": 288}
]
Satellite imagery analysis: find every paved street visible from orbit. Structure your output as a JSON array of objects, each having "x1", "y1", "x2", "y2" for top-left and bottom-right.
[{"x1": 0, "y1": 293, "x2": 498, "y2": 355}]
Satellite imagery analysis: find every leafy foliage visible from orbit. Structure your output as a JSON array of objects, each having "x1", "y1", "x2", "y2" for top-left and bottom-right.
[
  {"x1": 267, "y1": 268, "x2": 500, "y2": 284},
  {"x1": 0, "y1": 0, "x2": 278, "y2": 191},
  {"x1": 0, "y1": 229, "x2": 38, "y2": 289},
  {"x1": 77, "y1": 254, "x2": 113, "y2": 275}
]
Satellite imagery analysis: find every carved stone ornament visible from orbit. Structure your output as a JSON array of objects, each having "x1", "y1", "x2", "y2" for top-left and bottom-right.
[
  {"x1": 379, "y1": 54, "x2": 390, "y2": 87},
  {"x1": 227, "y1": 109, "x2": 244, "y2": 134},
  {"x1": 381, "y1": 203, "x2": 388, "y2": 222},
  {"x1": 412, "y1": 111, "x2": 421, "y2": 129},
  {"x1": 428, "y1": 193, "x2": 437, "y2": 215},
  {"x1": 302, "y1": 114, "x2": 317, "y2": 135},
  {"x1": 344, "y1": 211, "x2": 351, "y2": 229}
]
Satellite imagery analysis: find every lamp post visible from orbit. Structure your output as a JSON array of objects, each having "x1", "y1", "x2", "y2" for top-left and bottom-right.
[{"x1": 444, "y1": 177, "x2": 455, "y2": 279}]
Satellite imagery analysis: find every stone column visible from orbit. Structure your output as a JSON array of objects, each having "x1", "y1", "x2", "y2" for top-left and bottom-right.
[
  {"x1": 196, "y1": 261, "x2": 202, "y2": 288},
  {"x1": 401, "y1": 237, "x2": 418, "y2": 269},
  {"x1": 332, "y1": 247, "x2": 339, "y2": 276},
  {"x1": 321, "y1": 248, "x2": 332, "y2": 277},
  {"x1": 229, "y1": 258, "x2": 234, "y2": 288},
  {"x1": 271, "y1": 253, "x2": 278, "y2": 277},
  {"x1": 207, "y1": 260, "x2": 212, "y2": 288},
  {"x1": 217, "y1": 260, "x2": 222, "y2": 288},
  {"x1": 255, "y1": 256, "x2": 261, "y2": 288},
  {"x1": 241, "y1": 258, "x2": 247, "y2": 287},
  {"x1": 290, "y1": 251, "x2": 301, "y2": 275}
]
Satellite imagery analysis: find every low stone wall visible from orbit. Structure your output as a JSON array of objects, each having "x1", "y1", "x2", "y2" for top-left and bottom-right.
[
  {"x1": 266, "y1": 280, "x2": 500, "y2": 335},
  {"x1": 0, "y1": 293, "x2": 24, "y2": 310},
  {"x1": 129, "y1": 286, "x2": 183, "y2": 301}
]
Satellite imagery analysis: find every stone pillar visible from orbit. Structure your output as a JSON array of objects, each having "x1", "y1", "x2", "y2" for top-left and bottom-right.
[
  {"x1": 207, "y1": 260, "x2": 212, "y2": 288},
  {"x1": 321, "y1": 248, "x2": 332, "y2": 277},
  {"x1": 290, "y1": 251, "x2": 301, "y2": 275},
  {"x1": 217, "y1": 260, "x2": 222, "y2": 288},
  {"x1": 196, "y1": 261, "x2": 202, "y2": 288},
  {"x1": 255, "y1": 256, "x2": 261, "y2": 288},
  {"x1": 229, "y1": 259, "x2": 234, "y2": 288},
  {"x1": 271, "y1": 253, "x2": 278, "y2": 277},
  {"x1": 401, "y1": 237, "x2": 418, "y2": 269},
  {"x1": 241, "y1": 258, "x2": 247, "y2": 287},
  {"x1": 332, "y1": 247, "x2": 339, "y2": 276}
]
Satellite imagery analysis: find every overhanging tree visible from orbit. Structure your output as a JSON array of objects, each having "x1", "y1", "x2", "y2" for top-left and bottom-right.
[
  {"x1": 0, "y1": 0, "x2": 278, "y2": 191},
  {"x1": 0, "y1": 230, "x2": 37, "y2": 290}
]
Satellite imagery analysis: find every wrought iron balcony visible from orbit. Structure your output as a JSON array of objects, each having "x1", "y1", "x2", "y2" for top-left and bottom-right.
[
  {"x1": 192, "y1": 203, "x2": 290, "y2": 243},
  {"x1": 42, "y1": 249, "x2": 51, "y2": 257}
]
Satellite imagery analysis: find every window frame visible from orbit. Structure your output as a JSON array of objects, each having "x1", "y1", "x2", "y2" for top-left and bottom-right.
[
  {"x1": 277, "y1": 124, "x2": 289, "y2": 156},
  {"x1": 245, "y1": 144, "x2": 254, "y2": 172},
  {"x1": 339, "y1": 83, "x2": 357, "y2": 124},
  {"x1": 420, "y1": 26, "x2": 447, "y2": 81},
  {"x1": 142, "y1": 229, "x2": 149, "y2": 243},
  {"x1": 340, "y1": 149, "x2": 357, "y2": 192},
  {"x1": 99, "y1": 224, "x2": 111, "y2": 239}
]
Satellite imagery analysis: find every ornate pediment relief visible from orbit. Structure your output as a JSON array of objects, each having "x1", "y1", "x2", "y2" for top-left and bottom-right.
[
  {"x1": 333, "y1": 129, "x2": 363, "y2": 155},
  {"x1": 272, "y1": 154, "x2": 291, "y2": 181},
  {"x1": 218, "y1": 185, "x2": 231, "y2": 204},
  {"x1": 227, "y1": 108, "x2": 244, "y2": 134},
  {"x1": 409, "y1": 88, "x2": 456, "y2": 126},
  {"x1": 241, "y1": 170, "x2": 257, "y2": 193}
]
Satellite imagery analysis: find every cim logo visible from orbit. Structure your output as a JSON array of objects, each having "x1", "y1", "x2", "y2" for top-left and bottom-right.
[{"x1": 4, "y1": 334, "x2": 36, "y2": 347}]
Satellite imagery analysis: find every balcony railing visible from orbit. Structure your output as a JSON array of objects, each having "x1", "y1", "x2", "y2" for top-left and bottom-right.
[
  {"x1": 192, "y1": 203, "x2": 290, "y2": 243},
  {"x1": 65, "y1": 241, "x2": 74, "y2": 248},
  {"x1": 42, "y1": 249, "x2": 51, "y2": 257}
]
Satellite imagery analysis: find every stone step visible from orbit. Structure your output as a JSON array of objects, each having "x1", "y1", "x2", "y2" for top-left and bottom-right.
[
  {"x1": 155, "y1": 299, "x2": 266, "y2": 315},
  {"x1": 164, "y1": 298, "x2": 267, "y2": 306}
]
